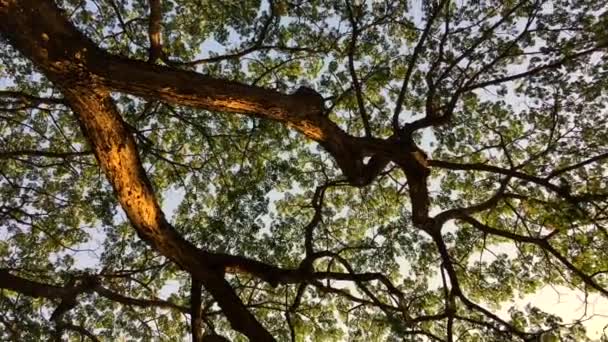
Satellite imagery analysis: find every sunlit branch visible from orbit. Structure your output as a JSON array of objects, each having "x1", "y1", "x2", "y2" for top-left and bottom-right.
[{"x1": 147, "y1": 0, "x2": 163, "y2": 63}]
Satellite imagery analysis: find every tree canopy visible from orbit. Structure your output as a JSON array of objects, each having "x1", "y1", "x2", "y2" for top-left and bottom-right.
[{"x1": 1, "y1": 0, "x2": 607, "y2": 341}]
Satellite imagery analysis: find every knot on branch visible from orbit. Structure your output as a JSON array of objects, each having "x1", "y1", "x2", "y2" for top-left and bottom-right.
[
  {"x1": 391, "y1": 134, "x2": 430, "y2": 177},
  {"x1": 292, "y1": 86, "x2": 325, "y2": 116}
]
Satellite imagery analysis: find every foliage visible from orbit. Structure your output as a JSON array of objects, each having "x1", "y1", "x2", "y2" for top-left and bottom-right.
[{"x1": 0, "y1": 0, "x2": 607, "y2": 341}]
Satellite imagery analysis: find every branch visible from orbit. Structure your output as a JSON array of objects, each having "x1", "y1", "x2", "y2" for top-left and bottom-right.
[
  {"x1": 176, "y1": 45, "x2": 323, "y2": 65},
  {"x1": 0, "y1": 0, "x2": 432, "y2": 193},
  {"x1": 402, "y1": 0, "x2": 539, "y2": 135},
  {"x1": 0, "y1": 314, "x2": 20, "y2": 342},
  {"x1": 310, "y1": 251, "x2": 401, "y2": 315},
  {"x1": 428, "y1": 159, "x2": 607, "y2": 203},
  {"x1": 304, "y1": 184, "x2": 329, "y2": 257},
  {"x1": 0, "y1": 269, "x2": 188, "y2": 313},
  {"x1": 437, "y1": 0, "x2": 530, "y2": 84},
  {"x1": 0, "y1": 2, "x2": 278, "y2": 339},
  {"x1": 57, "y1": 323, "x2": 101, "y2": 342},
  {"x1": 460, "y1": 215, "x2": 608, "y2": 296},
  {"x1": 285, "y1": 310, "x2": 296, "y2": 342},
  {"x1": 106, "y1": 0, "x2": 141, "y2": 48},
  {"x1": 428, "y1": 229, "x2": 533, "y2": 340},
  {"x1": 191, "y1": 279, "x2": 204, "y2": 342},
  {"x1": 0, "y1": 90, "x2": 66, "y2": 105},
  {"x1": 434, "y1": 176, "x2": 510, "y2": 224},
  {"x1": 392, "y1": 0, "x2": 448, "y2": 131},
  {"x1": 464, "y1": 42, "x2": 608, "y2": 91},
  {"x1": 0, "y1": 269, "x2": 75, "y2": 299},
  {"x1": 147, "y1": 0, "x2": 163, "y2": 63},
  {"x1": 545, "y1": 151, "x2": 608, "y2": 179},
  {"x1": 0, "y1": 3, "x2": 434, "y2": 337},
  {"x1": 169, "y1": 4, "x2": 324, "y2": 66},
  {"x1": 345, "y1": 1, "x2": 371, "y2": 137},
  {"x1": 0, "y1": 149, "x2": 90, "y2": 160},
  {"x1": 95, "y1": 286, "x2": 188, "y2": 313}
]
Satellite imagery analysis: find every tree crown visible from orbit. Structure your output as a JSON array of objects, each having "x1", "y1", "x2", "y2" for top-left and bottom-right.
[{"x1": 0, "y1": 0, "x2": 607, "y2": 341}]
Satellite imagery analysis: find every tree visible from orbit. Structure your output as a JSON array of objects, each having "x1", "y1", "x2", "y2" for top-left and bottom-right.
[{"x1": 0, "y1": 0, "x2": 607, "y2": 340}]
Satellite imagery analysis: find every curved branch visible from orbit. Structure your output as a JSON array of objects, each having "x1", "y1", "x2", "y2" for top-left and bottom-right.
[
  {"x1": 428, "y1": 229, "x2": 533, "y2": 340},
  {"x1": 0, "y1": 270, "x2": 189, "y2": 313},
  {"x1": 434, "y1": 176, "x2": 510, "y2": 224},
  {"x1": 428, "y1": 159, "x2": 608, "y2": 203},
  {"x1": 460, "y1": 215, "x2": 608, "y2": 297}
]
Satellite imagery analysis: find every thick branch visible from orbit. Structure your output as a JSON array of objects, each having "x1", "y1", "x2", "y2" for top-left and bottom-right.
[
  {"x1": 0, "y1": 269, "x2": 74, "y2": 299},
  {"x1": 0, "y1": 270, "x2": 188, "y2": 313},
  {"x1": 191, "y1": 279, "x2": 204, "y2": 342},
  {"x1": 147, "y1": 0, "x2": 163, "y2": 63},
  {"x1": 0, "y1": 0, "x2": 431, "y2": 191}
]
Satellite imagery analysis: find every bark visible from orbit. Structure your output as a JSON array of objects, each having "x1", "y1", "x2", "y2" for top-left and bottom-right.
[
  {"x1": 0, "y1": 269, "x2": 76, "y2": 299},
  {"x1": 147, "y1": 0, "x2": 163, "y2": 63},
  {"x1": 191, "y1": 279, "x2": 204, "y2": 342}
]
